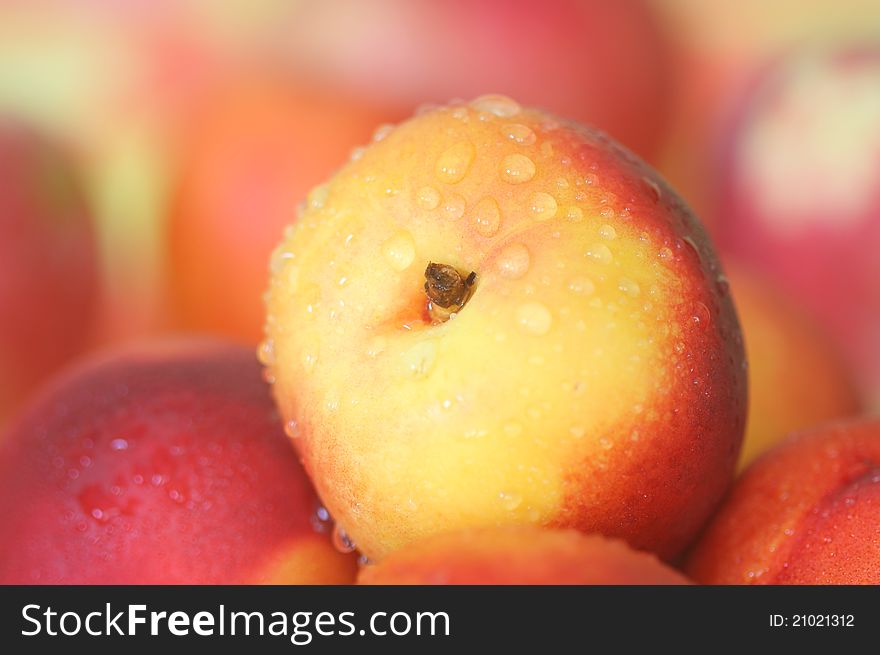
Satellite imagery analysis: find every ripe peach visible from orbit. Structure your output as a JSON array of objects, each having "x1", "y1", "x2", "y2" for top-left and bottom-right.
[
  {"x1": 0, "y1": 340, "x2": 357, "y2": 584},
  {"x1": 264, "y1": 96, "x2": 747, "y2": 561},
  {"x1": 716, "y1": 46, "x2": 880, "y2": 404},
  {"x1": 0, "y1": 121, "x2": 98, "y2": 427},
  {"x1": 686, "y1": 419, "x2": 880, "y2": 584},
  {"x1": 281, "y1": 0, "x2": 672, "y2": 159},
  {"x1": 358, "y1": 527, "x2": 689, "y2": 585},
  {"x1": 167, "y1": 77, "x2": 404, "y2": 343},
  {"x1": 727, "y1": 262, "x2": 863, "y2": 469}
]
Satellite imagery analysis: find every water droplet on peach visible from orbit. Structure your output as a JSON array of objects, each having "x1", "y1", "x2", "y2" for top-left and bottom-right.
[
  {"x1": 598, "y1": 224, "x2": 617, "y2": 240},
  {"x1": 586, "y1": 243, "x2": 613, "y2": 264},
  {"x1": 472, "y1": 197, "x2": 502, "y2": 236},
  {"x1": 332, "y1": 524, "x2": 356, "y2": 553},
  {"x1": 372, "y1": 123, "x2": 394, "y2": 142},
  {"x1": 257, "y1": 339, "x2": 275, "y2": 366},
  {"x1": 566, "y1": 206, "x2": 584, "y2": 222},
  {"x1": 496, "y1": 243, "x2": 530, "y2": 279},
  {"x1": 501, "y1": 123, "x2": 536, "y2": 145},
  {"x1": 402, "y1": 340, "x2": 437, "y2": 377},
  {"x1": 568, "y1": 277, "x2": 595, "y2": 295},
  {"x1": 618, "y1": 277, "x2": 641, "y2": 298},
  {"x1": 441, "y1": 193, "x2": 466, "y2": 220},
  {"x1": 500, "y1": 154, "x2": 536, "y2": 184},
  {"x1": 416, "y1": 185, "x2": 441, "y2": 210},
  {"x1": 515, "y1": 302, "x2": 553, "y2": 336},
  {"x1": 529, "y1": 192, "x2": 557, "y2": 220},
  {"x1": 435, "y1": 141, "x2": 475, "y2": 184},
  {"x1": 471, "y1": 94, "x2": 521, "y2": 117},
  {"x1": 499, "y1": 491, "x2": 523, "y2": 511},
  {"x1": 382, "y1": 230, "x2": 416, "y2": 271}
]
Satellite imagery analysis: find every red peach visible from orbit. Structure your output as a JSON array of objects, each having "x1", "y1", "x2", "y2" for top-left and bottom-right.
[
  {"x1": 167, "y1": 77, "x2": 405, "y2": 343},
  {"x1": 0, "y1": 339, "x2": 357, "y2": 584},
  {"x1": 279, "y1": 0, "x2": 672, "y2": 159},
  {"x1": 686, "y1": 418, "x2": 880, "y2": 584},
  {"x1": 358, "y1": 527, "x2": 690, "y2": 585},
  {"x1": 0, "y1": 121, "x2": 98, "y2": 427},
  {"x1": 715, "y1": 46, "x2": 880, "y2": 404}
]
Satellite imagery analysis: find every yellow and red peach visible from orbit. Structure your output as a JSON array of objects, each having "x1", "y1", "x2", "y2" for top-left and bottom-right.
[
  {"x1": 359, "y1": 527, "x2": 690, "y2": 585},
  {"x1": 263, "y1": 96, "x2": 747, "y2": 561},
  {"x1": 281, "y1": 0, "x2": 672, "y2": 159},
  {"x1": 716, "y1": 46, "x2": 880, "y2": 404},
  {"x1": 727, "y1": 261, "x2": 863, "y2": 469},
  {"x1": 167, "y1": 76, "x2": 404, "y2": 343},
  {"x1": 0, "y1": 340, "x2": 357, "y2": 584},
  {"x1": 0, "y1": 121, "x2": 98, "y2": 427},
  {"x1": 686, "y1": 418, "x2": 880, "y2": 584}
]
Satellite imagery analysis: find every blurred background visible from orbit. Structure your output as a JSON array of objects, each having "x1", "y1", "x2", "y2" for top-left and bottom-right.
[{"x1": 1, "y1": 0, "x2": 879, "y2": 458}]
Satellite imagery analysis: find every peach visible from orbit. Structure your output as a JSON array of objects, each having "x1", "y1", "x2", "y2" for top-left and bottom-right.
[
  {"x1": 359, "y1": 527, "x2": 689, "y2": 585},
  {"x1": 280, "y1": 0, "x2": 672, "y2": 159},
  {"x1": 686, "y1": 418, "x2": 880, "y2": 584},
  {"x1": 0, "y1": 121, "x2": 98, "y2": 427},
  {"x1": 715, "y1": 46, "x2": 880, "y2": 404},
  {"x1": 0, "y1": 339, "x2": 357, "y2": 584},
  {"x1": 167, "y1": 76, "x2": 404, "y2": 343},
  {"x1": 263, "y1": 96, "x2": 746, "y2": 561},
  {"x1": 727, "y1": 262, "x2": 863, "y2": 468}
]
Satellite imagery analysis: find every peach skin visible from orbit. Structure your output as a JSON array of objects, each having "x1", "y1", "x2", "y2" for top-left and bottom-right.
[
  {"x1": 0, "y1": 339, "x2": 357, "y2": 584},
  {"x1": 359, "y1": 527, "x2": 690, "y2": 585},
  {"x1": 686, "y1": 418, "x2": 880, "y2": 584},
  {"x1": 263, "y1": 96, "x2": 747, "y2": 562}
]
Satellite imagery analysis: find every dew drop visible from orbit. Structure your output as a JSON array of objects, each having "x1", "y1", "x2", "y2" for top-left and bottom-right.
[
  {"x1": 110, "y1": 438, "x2": 128, "y2": 451},
  {"x1": 501, "y1": 123, "x2": 536, "y2": 145},
  {"x1": 471, "y1": 94, "x2": 521, "y2": 117},
  {"x1": 257, "y1": 339, "x2": 275, "y2": 366},
  {"x1": 692, "y1": 301, "x2": 711, "y2": 328},
  {"x1": 499, "y1": 491, "x2": 523, "y2": 511},
  {"x1": 441, "y1": 193, "x2": 466, "y2": 220},
  {"x1": 472, "y1": 197, "x2": 502, "y2": 236},
  {"x1": 569, "y1": 425, "x2": 586, "y2": 439},
  {"x1": 402, "y1": 340, "x2": 437, "y2": 378},
  {"x1": 515, "y1": 302, "x2": 553, "y2": 336},
  {"x1": 567, "y1": 277, "x2": 595, "y2": 295},
  {"x1": 618, "y1": 277, "x2": 641, "y2": 298},
  {"x1": 496, "y1": 243, "x2": 531, "y2": 279},
  {"x1": 566, "y1": 206, "x2": 584, "y2": 222},
  {"x1": 372, "y1": 123, "x2": 394, "y2": 142},
  {"x1": 586, "y1": 243, "x2": 613, "y2": 264},
  {"x1": 302, "y1": 352, "x2": 318, "y2": 372},
  {"x1": 285, "y1": 419, "x2": 301, "y2": 439},
  {"x1": 435, "y1": 141, "x2": 475, "y2": 184},
  {"x1": 416, "y1": 185, "x2": 441, "y2": 210},
  {"x1": 307, "y1": 184, "x2": 329, "y2": 210},
  {"x1": 332, "y1": 525, "x2": 357, "y2": 553},
  {"x1": 382, "y1": 230, "x2": 416, "y2": 271},
  {"x1": 528, "y1": 192, "x2": 558, "y2": 220},
  {"x1": 598, "y1": 224, "x2": 617, "y2": 240},
  {"x1": 500, "y1": 154, "x2": 536, "y2": 184}
]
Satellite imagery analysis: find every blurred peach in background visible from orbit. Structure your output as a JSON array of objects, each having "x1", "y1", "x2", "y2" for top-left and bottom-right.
[{"x1": 1, "y1": 0, "x2": 879, "y2": 435}]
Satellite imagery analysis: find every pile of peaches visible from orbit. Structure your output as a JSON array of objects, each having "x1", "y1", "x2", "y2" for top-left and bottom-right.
[{"x1": 1, "y1": 0, "x2": 879, "y2": 586}]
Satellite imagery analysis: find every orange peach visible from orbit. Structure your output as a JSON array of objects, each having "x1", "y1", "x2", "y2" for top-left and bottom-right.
[
  {"x1": 728, "y1": 262, "x2": 863, "y2": 469},
  {"x1": 686, "y1": 418, "x2": 880, "y2": 584},
  {"x1": 167, "y1": 77, "x2": 404, "y2": 342},
  {"x1": 359, "y1": 527, "x2": 690, "y2": 585},
  {"x1": 263, "y1": 96, "x2": 746, "y2": 561},
  {"x1": 0, "y1": 339, "x2": 356, "y2": 584},
  {"x1": 0, "y1": 121, "x2": 98, "y2": 427}
]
